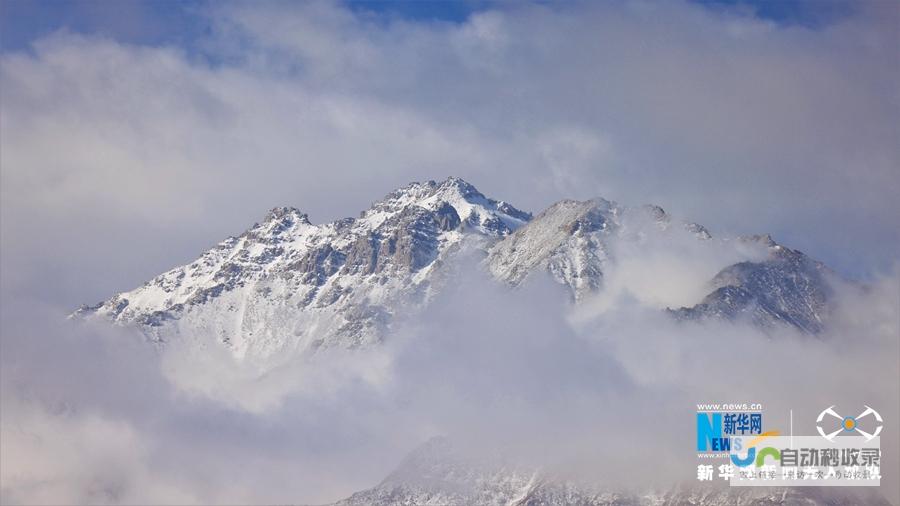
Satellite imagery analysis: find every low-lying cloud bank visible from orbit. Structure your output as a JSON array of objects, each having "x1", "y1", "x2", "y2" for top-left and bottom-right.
[{"x1": 2, "y1": 259, "x2": 898, "y2": 505}]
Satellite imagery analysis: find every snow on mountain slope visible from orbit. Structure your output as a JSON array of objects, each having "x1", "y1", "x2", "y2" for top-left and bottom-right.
[
  {"x1": 74, "y1": 177, "x2": 531, "y2": 360},
  {"x1": 487, "y1": 198, "x2": 619, "y2": 299},
  {"x1": 486, "y1": 198, "x2": 712, "y2": 301},
  {"x1": 75, "y1": 177, "x2": 839, "y2": 359},
  {"x1": 486, "y1": 201, "x2": 834, "y2": 333},
  {"x1": 670, "y1": 235, "x2": 836, "y2": 334}
]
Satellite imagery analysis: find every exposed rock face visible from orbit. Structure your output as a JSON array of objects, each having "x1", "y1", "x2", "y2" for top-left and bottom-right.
[{"x1": 75, "y1": 177, "x2": 840, "y2": 360}]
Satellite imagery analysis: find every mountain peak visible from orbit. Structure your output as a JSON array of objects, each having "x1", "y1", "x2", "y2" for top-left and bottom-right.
[
  {"x1": 436, "y1": 175, "x2": 480, "y2": 196},
  {"x1": 382, "y1": 176, "x2": 484, "y2": 206},
  {"x1": 739, "y1": 233, "x2": 777, "y2": 248},
  {"x1": 362, "y1": 177, "x2": 531, "y2": 236},
  {"x1": 263, "y1": 206, "x2": 310, "y2": 224},
  {"x1": 245, "y1": 206, "x2": 314, "y2": 240}
]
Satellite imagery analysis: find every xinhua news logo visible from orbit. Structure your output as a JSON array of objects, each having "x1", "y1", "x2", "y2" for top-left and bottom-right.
[{"x1": 695, "y1": 403, "x2": 882, "y2": 487}]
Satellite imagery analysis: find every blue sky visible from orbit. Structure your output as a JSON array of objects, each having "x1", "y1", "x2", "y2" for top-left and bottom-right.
[
  {"x1": 1, "y1": 0, "x2": 859, "y2": 52},
  {"x1": 0, "y1": 0, "x2": 209, "y2": 51}
]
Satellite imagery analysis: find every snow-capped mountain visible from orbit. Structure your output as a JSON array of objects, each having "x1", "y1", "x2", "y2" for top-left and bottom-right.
[
  {"x1": 75, "y1": 177, "x2": 530, "y2": 360},
  {"x1": 75, "y1": 177, "x2": 837, "y2": 359},
  {"x1": 335, "y1": 437, "x2": 890, "y2": 506}
]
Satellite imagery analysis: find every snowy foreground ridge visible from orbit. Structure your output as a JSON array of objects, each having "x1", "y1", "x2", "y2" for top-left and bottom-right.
[{"x1": 75, "y1": 177, "x2": 835, "y2": 360}]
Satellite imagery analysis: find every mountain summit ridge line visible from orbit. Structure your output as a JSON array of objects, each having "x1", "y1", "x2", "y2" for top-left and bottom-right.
[{"x1": 75, "y1": 176, "x2": 837, "y2": 360}]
